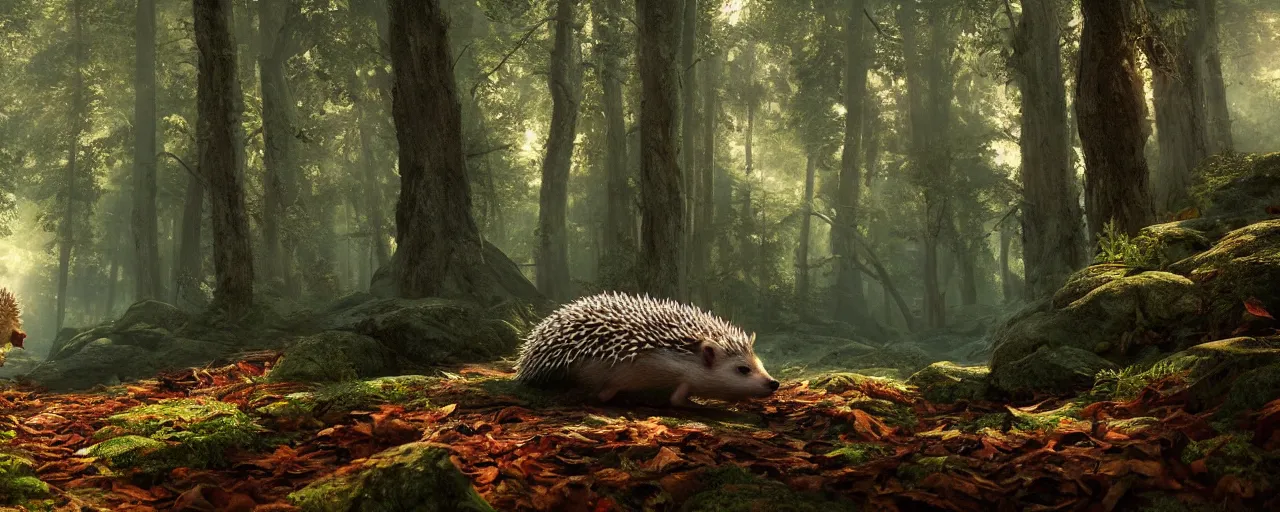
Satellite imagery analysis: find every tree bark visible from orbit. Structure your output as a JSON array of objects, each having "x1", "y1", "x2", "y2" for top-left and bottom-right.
[
  {"x1": 56, "y1": 0, "x2": 86, "y2": 333},
  {"x1": 592, "y1": 0, "x2": 635, "y2": 289},
  {"x1": 357, "y1": 104, "x2": 389, "y2": 272},
  {"x1": 536, "y1": 0, "x2": 582, "y2": 303},
  {"x1": 796, "y1": 153, "x2": 816, "y2": 309},
  {"x1": 694, "y1": 51, "x2": 718, "y2": 305},
  {"x1": 1012, "y1": 0, "x2": 1086, "y2": 298},
  {"x1": 1191, "y1": 0, "x2": 1231, "y2": 154},
  {"x1": 1077, "y1": 0, "x2": 1154, "y2": 239},
  {"x1": 387, "y1": 0, "x2": 486, "y2": 299},
  {"x1": 1000, "y1": 220, "x2": 1016, "y2": 303},
  {"x1": 259, "y1": 0, "x2": 302, "y2": 294},
  {"x1": 196, "y1": 0, "x2": 255, "y2": 316},
  {"x1": 1143, "y1": 1, "x2": 1209, "y2": 214},
  {"x1": 740, "y1": 43, "x2": 757, "y2": 288},
  {"x1": 678, "y1": 0, "x2": 697, "y2": 301},
  {"x1": 635, "y1": 0, "x2": 684, "y2": 301},
  {"x1": 174, "y1": 164, "x2": 205, "y2": 308},
  {"x1": 133, "y1": 0, "x2": 163, "y2": 301},
  {"x1": 832, "y1": 0, "x2": 870, "y2": 323}
]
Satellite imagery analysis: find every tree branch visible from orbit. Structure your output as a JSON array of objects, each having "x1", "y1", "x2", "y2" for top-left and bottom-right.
[
  {"x1": 471, "y1": 17, "x2": 556, "y2": 97},
  {"x1": 466, "y1": 144, "x2": 513, "y2": 159},
  {"x1": 863, "y1": 8, "x2": 902, "y2": 43},
  {"x1": 159, "y1": 151, "x2": 203, "y2": 185}
]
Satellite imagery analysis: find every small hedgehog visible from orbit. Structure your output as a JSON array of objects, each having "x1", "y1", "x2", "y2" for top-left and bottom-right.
[
  {"x1": 0, "y1": 288, "x2": 25, "y2": 350},
  {"x1": 514, "y1": 292, "x2": 779, "y2": 407}
]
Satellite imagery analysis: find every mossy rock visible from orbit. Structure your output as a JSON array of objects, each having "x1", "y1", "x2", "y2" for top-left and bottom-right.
[
  {"x1": 260, "y1": 375, "x2": 437, "y2": 424},
  {"x1": 823, "y1": 443, "x2": 889, "y2": 466},
  {"x1": 1169, "y1": 220, "x2": 1280, "y2": 338},
  {"x1": 905, "y1": 362, "x2": 991, "y2": 404},
  {"x1": 679, "y1": 466, "x2": 859, "y2": 512},
  {"x1": 1179, "y1": 434, "x2": 1280, "y2": 493},
  {"x1": 269, "y1": 331, "x2": 401, "y2": 384},
  {"x1": 327, "y1": 298, "x2": 528, "y2": 367},
  {"x1": 1105, "y1": 416, "x2": 1160, "y2": 435},
  {"x1": 832, "y1": 344, "x2": 932, "y2": 376},
  {"x1": 0, "y1": 452, "x2": 49, "y2": 504},
  {"x1": 990, "y1": 345, "x2": 1118, "y2": 397},
  {"x1": 80, "y1": 398, "x2": 263, "y2": 474},
  {"x1": 113, "y1": 300, "x2": 188, "y2": 333},
  {"x1": 287, "y1": 442, "x2": 494, "y2": 512},
  {"x1": 1218, "y1": 362, "x2": 1280, "y2": 422},
  {"x1": 753, "y1": 333, "x2": 878, "y2": 378},
  {"x1": 1134, "y1": 223, "x2": 1212, "y2": 270},
  {"x1": 1189, "y1": 152, "x2": 1280, "y2": 219},
  {"x1": 1149, "y1": 337, "x2": 1280, "y2": 414},
  {"x1": 810, "y1": 372, "x2": 910, "y2": 397},
  {"x1": 1051, "y1": 265, "x2": 1132, "y2": 309}
]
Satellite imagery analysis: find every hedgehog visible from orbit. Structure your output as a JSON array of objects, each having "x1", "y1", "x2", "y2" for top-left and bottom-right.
[
  {"x1": 0, "y1": 288, "x2": 25, "y2": 350},
  {"x1": 513, "y1": 291, "x2": 779, "y2": 407}
]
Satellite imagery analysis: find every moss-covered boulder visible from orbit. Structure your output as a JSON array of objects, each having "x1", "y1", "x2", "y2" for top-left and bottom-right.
[
  {"x1": 1169, "y1": 220, "x2": 1280, "y2": 338},
  {"x1": 113, "y1": 300, "x2": 188, "y2": 333},
  {"x1": 1189, "y1": 151, "x2": 1280, "y2": 220},
  {"x1": 1145, "y1": 336, "x2": 1280, "y2": 414},
  {"x1": 259, "y1": 375, "x2": 437, "y2": 425},
  {"x1": 78, "y1": 398, "x2": 263, "y2": 474},
  {"x1": 1134, "y1": 223, "x2": 1212, "y2": 269},
  {"x1": 327, "y1": 298, "x2": 533, "y2": 368},
  {"x1": 753, "y1": 333, "x2": 878, "y2": 378},
  {"x1": 906, "y1": 362, "x2": 991, "y2": 403},
  {"x1": 0, "y1": 452, "x2": 49, "y2": 504},
  {"x1": 269, "y1": 331, "x2": 401, "y2": 384},
  {"x1": 287, "y1": 442, "x2": 493, "y2": 512},
  {"x1": 990, "y1": 345, "x2": 1118, "y2": 397}
]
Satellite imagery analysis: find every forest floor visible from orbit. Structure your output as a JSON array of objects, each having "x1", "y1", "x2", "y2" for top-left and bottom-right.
[{"x1": 1, "y1": 351, "x2": 1278, "y2": 512}]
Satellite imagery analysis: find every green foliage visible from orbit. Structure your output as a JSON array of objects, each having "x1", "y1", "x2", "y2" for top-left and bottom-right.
[
  {"x1": 0, "y1": 452, "x2": 49, "y2": 504},
  {"x1": 1094, "y1": 219, "x2": 1156, "y2": 268},
  {"x1": 83, "y1": 398, "x2": 264, "y2": 474},
  {"x1": 1091, "y1": 361, "x2": 1180, "y2": 401}
]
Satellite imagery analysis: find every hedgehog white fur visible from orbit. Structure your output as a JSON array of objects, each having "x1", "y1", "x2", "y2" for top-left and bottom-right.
[{"x1": 514, "y1": 291, "x2": 779, "y2": 406}]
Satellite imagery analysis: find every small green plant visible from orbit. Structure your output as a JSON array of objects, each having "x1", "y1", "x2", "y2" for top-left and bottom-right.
[
  {"x1": 1092, "y1": 361, "x2": 1180, "y2": 401},
  {"x1": 1094, "y1": 219, "x2": 1155, "y2": 268}
]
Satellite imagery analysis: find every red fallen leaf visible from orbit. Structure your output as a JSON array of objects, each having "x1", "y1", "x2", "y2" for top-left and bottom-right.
[
  {"x1": 111, "y1": 481, "x2": 164, "y2": 502},
  {"x1": 1189, "y1": 458, "x2": 1209, "y2": 475},
  {"x1": 592, "y1": 468, "x2": 630, "y2": 487},
  {"x1": 643, "y1": 446, "x2": 684, "y2": 473},
  {"x1": 592, "y1": 497, "x2": 619, "y2": 512},
  {"x1": 1266, "y1": 205, "x2": 1280, "y2": 215},
  {"x1": 1255, "y1": 399, "x2": 1280, "y2": 448},
  {"x1": 1244, "y1": 298, "x2": 1274, "y2": 320},
  {"x1": 9, "y1": 329, "x2": 24, "y2": 348},
  {"x1": 658, "y1": 470, "x2": 706, "y2": 504},
  {"x1": 471, "y1": 466, "x2": 500, "y2": 485}
]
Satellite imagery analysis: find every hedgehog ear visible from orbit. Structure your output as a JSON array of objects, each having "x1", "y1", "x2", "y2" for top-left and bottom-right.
[
  {"x1": 748, "y1": 333, "x2": 756, "y2": 346},
  {"x1": 700, "y1": 344, "x2": 716, "y2": 368}
]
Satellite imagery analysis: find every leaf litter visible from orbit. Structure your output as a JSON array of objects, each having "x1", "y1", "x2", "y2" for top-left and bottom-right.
[{"x1": 0, "y1": 351, "x2": 1276, "y2": 511}]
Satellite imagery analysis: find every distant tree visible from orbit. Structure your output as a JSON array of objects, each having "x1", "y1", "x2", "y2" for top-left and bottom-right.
[
  {"x1": 535, "y1": 0, "x2": 583, "y2": 303},
  {"x1": 1142, "y1": 0, "x2": 1209, "y2": 213},
  {"x1": 133, "y1": 0, "x2": 163, "y2": 302},
  {"x1": 678, "y1": 0, "x2": 697, "y2": 301},
  {"x1": 832, "y1": 0, "x2": 871, "y2": 323},
  {"x1": 56, "y1": 0, "x2": 88, "y2": 332},
  {"x1": 1191, "y1": 0, "x2": 1232, "y2": 154},
  {"x1": 591, "y1": 0, "x2": 636, "y2": 290},
  {"x1": 635, "y1": 0, "x2": 684, "y2": 301},
  {"x1": 1010, "y1": 0, "x2": 1086, "y2": 298},
  {"x1": 195, "y1": 0, "x2": 255, "y2": 316},
  {"x1": 1076, "y1": 0, "x2": 1154, "y2": 239},
  {"x1": 258, "y1": 0, "x2": 304, "y2": 295}
]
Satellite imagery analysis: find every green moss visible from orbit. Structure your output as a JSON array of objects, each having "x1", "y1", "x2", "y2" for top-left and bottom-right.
[
  {"x1": 0, "y1": 452, "x2": 49, "y2": 504},
  {"x1": 1180, "y1": 434, "x2": 1280, "y2": 491},
  {"x1": 678, "y1": 466, "x2": 859, "y2": 512},
  {"x1": 845, "y1": 397, "x2": 917, "y2": 428},
  {"x1": 288, "y1": 443, "x2": 494, "y2": 512},
  {"x1": 810, "y1": 372, "x2": 910, "y2": 396},
  {"x1": 905, "y1": 362, "x2": 990, "y2": 404},
  {"x1": 1217, "y1": 362, "x2": 1280, "y2": 422},
  {"x1": 263, "y1": 375, "x2": 437, "y2": 423},
  {"x1": 84, "y1": 398, "x2": 263, "y2": 474},
  {"x1": 896, "y1": 455, "x2": 958, "y2": 484},
  {"x1": 824, "y1": 443, "x2": 888, "y2": 466},
  {"x1": 961, "y1": 402, "x2": 1083, "y2": 434},
  {"x1": 1091, "y1": 361, "x2": 1182, "y2": 401},
  {"x1": 1135, "y1": 492, "x2": 1233, "y2": 512},
  {"x1": 1107, "y1": 417, "x2": 1160, "y2": 435}
]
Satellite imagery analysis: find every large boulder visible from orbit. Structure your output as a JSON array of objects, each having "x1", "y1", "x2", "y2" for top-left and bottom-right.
[
  {"x1": 1168, "y1": 220, "x2": 1280, "y2": 338},
  {"x1": 269, "y1": 331, "x2": 401, "y2": 383},
  {"x1": 327, "y1": 298, "x2": 535, "y2": 367},
  {"x1": 24, "y1": 336, "x2": 232, "y2": 391},
  {"x1": 1189, "y1": 151, "x2": 1280, "y2": 220},
  {"x1": 906, "y1": 362, "x2": 991, "y2": 403},
  {"x1": 990, "y1": 345, "x2": 1118, "y2": 397},
  {"x1": 1149, "y1": 336, "x2": 1280, "y2": 413}
]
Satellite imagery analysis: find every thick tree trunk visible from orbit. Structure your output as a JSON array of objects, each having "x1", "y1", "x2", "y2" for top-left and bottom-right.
[
  {"x1": 1077, "y1": 0, "x2": 1154, "y2": 239},
  {"x1": 357, "y1": 105, "x2": 389, "y2": 271},
  {"x1": 678, "y1": 0, "x2": 697, "y2": 301},
  {"x1": 56, "y1": 0, "x2": 85, "y2": 333},
  {"x1": 133, "y1": 0, "x2": 163, "y2": 301},
  {"x1": 796, "y1": 153, "x2": 816, "y2": 309},
  {"x1": 740, "y1": 43, "x2": 757, "y2": 287},
  {"x1": 196, "y1": 0, "x2": 255, "y2": 316},
  {"x1": 1013, "y1": 0, "x2": 1086, "y2": 298},
  {"x1": 1191, "y1": 0, "x2": 1231, "y2": 154},
  {"x1": 536, "y1": 0, "x2": 582, "y2": 302},
  {"x1": 387, "y1": 0, "x2": 487, "y2": 299},
  {"x1": 1000, "y1": 221, "x2": 1016, "y2": 303},
  {"x1": 635, "y1": 0, "x2": 684, "y2": 300},
  {"x1": 1144, "y1": 2, "x2": 1209, "y2": 214},
  {"x1": 259, "y1": 0, "x2": 302, "y2": 294},
  {"x1": 694, "y1": 52, "x2": 718, "y2": 305},
  {"x1": 593, "y1": 0, "x2": 635, "y2": 290},
  {"x1": 832, "y1": 0, "x2": 870, "y2": 324}
]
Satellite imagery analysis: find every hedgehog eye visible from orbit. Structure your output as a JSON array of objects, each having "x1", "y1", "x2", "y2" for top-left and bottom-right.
[{"x1": 736, "y1": 365, "x2": 751, "y2": 375}]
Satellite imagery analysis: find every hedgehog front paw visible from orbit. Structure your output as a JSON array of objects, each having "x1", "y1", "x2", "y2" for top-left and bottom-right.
[{"x1": 669, "y1": 382, "x2": 693, "y2": 407}]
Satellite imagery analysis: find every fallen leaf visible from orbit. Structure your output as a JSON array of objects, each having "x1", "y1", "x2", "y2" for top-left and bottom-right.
[{"x1": 1244, "y1": 298, "x2": 1274, "y2": 320}]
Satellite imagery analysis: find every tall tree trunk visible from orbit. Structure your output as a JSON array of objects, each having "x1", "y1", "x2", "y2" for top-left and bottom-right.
[
  {"x1": 196, "y1": 0, "x2": 255, "y2": 316},
  {"x1": 678, "y1": 0, "x2": 697, "y2": 301},
  {"x1": 1077, "y1": 0, "x2": 1154, "y2": 240},
  {"x1": 694, "y1": 51, "x2": 718, "y2": 305},
  {"x1": 795, "y1": 153, "x2": 816, "y2": 310},
  {"x1": 635, "y1": 0, "x2": 684, "y2": 301},
  {"x1": 1013, "y1": 0, "x2": 1086, "y2": 298},
  {"x1": 387, "y1": 0, "x2": 486, "y2": 299},
  {"x1": 593, "y1": 0, "x2": 635, "y2": 290},
  {"x1": 133, "y1": 0, "x2": 163, "y2": 301},
  {"x1": 259, "y1": 0, "x2": 302, "y2": 295},
  {"x1": 1191, "y1": 0, "x2": 1231, "y2": 154},
  {"x1": 740, "y1": 43, "x2": 757, "y2": 288},
  {"x1": 356, "y1": 104, "x2": 390, "y2": 271},
  {"x1": 57, "y1": 0, "x2": 86, "y2": 333},
  {"x1": 536, "y1": 0, "x2": 582, "y2": 303},
  {"x1": 106, "y1": 232, "x2": 121, "y2": 315},
  {"x1": 174, "y1": 167, "x2": 205, "y2": 308},
  {"x1": 832, "y1": 0, "x2": 870, "y2": 324},
  {"x1": 1143, "y1": 1, "x2": 1209, "y2": 214},
  {"x1": 999, "y1": 220, "x2": 1018, "y2": 303}
]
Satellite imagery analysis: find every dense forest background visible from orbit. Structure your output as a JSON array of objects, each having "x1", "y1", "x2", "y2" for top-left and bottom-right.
[{"x1": 1, "y1": 0, "x2": 1278, "y2": 355}]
